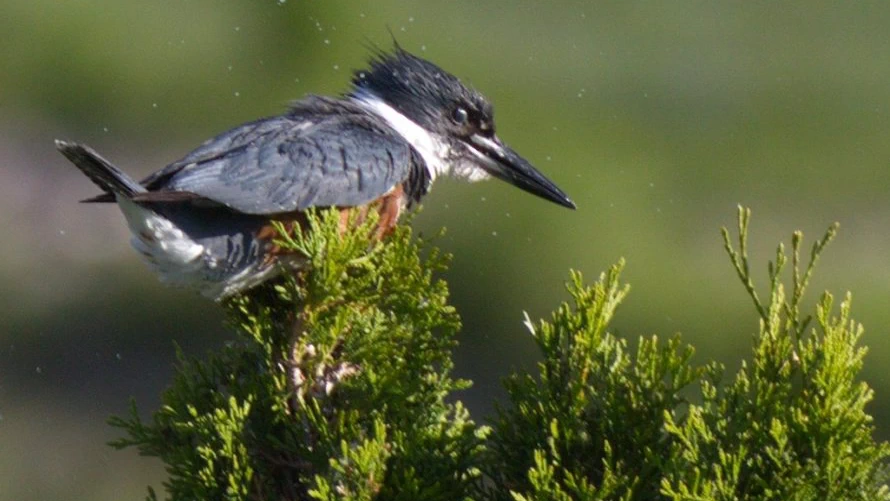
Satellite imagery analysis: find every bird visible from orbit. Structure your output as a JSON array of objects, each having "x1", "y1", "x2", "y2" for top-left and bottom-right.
[{"x1": 56, "y1": 45, "x2": 575, "y2": 301}]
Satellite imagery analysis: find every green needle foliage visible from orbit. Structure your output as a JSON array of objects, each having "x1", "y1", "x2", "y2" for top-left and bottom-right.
[
  {"x1": 109, "y1": 209, "x2": 483, "y2": 501},
  {"x1": 110, "y1": 207, "x2": 889, "y2": 501},
  {"x1": 660, "y1": 209, "x2": 890, "y2": 501},
  {"x1": 486, "y1": 261, "x2": 701, "y2": 501},
  {"x1": 487, "y1": 207, "x2": 889, "y2": 501}
]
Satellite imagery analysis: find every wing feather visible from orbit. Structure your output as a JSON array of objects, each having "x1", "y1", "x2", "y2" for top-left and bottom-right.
[{"x1": 143, "y1": 98, "x2": 424, "y2": 214}]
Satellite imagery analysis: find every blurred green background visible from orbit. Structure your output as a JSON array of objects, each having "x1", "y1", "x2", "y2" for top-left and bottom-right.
[{"x1": 4, "y1": 1, "x2": 890, "y2": 499}]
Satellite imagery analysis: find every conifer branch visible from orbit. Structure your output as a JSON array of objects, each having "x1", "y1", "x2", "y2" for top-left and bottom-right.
[{"x1": 108, "y1": 207, "x2": 888, "y2": 501}]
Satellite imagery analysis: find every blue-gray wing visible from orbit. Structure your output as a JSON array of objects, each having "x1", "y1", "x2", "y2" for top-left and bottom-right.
[{"x1": 148, "y1": 106, "x2": 422, "y2": 215}]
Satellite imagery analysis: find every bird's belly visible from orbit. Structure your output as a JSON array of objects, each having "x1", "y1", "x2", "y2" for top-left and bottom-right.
[
  {"x1": 116, "y1": 197, "x2": 280, "y2": 300},
  {"x1": 112, "y1": 184, "x2": 408, "y2": 301},
  {"x1": 118, "y1": 197, "x2": 205, "y2": 272}
]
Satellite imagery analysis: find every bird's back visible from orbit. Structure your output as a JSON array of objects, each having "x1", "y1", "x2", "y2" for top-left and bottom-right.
[{"x1": 136, "y1": 96, "x2": 429, "y2": 215}]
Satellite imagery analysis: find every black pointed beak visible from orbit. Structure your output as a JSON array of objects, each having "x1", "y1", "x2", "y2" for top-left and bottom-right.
[{"x1": 467, "y1": 134, "x2": 575, "y2": 209}]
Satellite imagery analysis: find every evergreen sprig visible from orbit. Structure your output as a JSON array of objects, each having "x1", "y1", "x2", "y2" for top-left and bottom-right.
[
  {"x1": 109, "y1": 209, "x2": 483, "y2": 501},
  {"x1": 661, "y1": 208, "x2": 889, "y2": 501},
  {"x1": 488, "y1": 207, "x2": 889, "y2": 501},
  {"x1": 486, "y1": 262, "x2": 703, "y2": 501},
  {"x1": 109, "y1": 206, "x2": 889, "y2": 501}
]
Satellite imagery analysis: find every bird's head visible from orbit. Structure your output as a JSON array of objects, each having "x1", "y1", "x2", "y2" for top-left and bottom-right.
[{"x1": 350, "y1": 46, "x2": 575, "y2": 209}]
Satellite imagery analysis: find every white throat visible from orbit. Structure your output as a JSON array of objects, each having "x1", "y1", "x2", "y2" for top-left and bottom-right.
[{"x1": 351, "y1": 90, "x2": 451, "y2": 181}]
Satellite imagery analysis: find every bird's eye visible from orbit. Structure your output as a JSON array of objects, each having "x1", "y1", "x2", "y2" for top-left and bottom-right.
[{"x1": 452, "y1": 107, "x2": 469, "y2": 125}]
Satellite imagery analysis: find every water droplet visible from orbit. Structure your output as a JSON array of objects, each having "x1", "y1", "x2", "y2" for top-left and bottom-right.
[
  {"x1": 333, "y1": 64, "x2": 340, "y2": 70},
  {"x1": 324, "y1": 39, "x2": 330, "y2": 45},
  {"x1": 234, "y1": 91, "x2": 240, "y2": 97}
]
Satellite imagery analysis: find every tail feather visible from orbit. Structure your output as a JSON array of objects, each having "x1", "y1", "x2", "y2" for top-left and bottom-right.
[{"x1": 55, "y1": 140, "x2": 145, "y2": 199}]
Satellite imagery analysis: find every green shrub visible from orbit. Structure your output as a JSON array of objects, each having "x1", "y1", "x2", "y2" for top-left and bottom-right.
[{"x1": 111, "y1": 207, "x2": 889, "y2": 500}]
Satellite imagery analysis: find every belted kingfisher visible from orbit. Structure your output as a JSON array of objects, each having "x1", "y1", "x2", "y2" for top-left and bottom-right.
[{"x1": 57, "y1": 46, "x2": 575, "y2": 300}]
